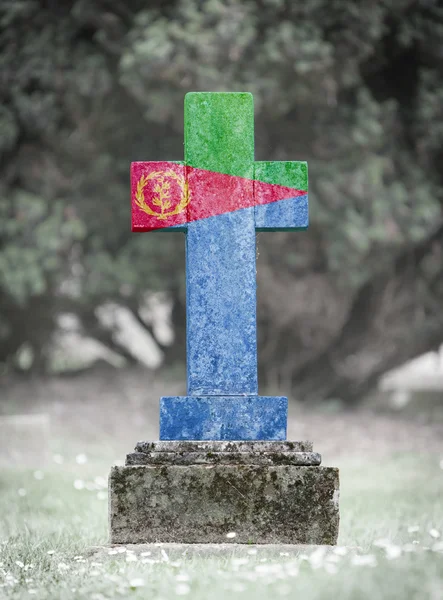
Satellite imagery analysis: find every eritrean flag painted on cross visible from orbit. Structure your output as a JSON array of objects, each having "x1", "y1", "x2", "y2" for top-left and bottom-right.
[{"x1": 131, "y1": 93, "x2": 308, "y2": 232}]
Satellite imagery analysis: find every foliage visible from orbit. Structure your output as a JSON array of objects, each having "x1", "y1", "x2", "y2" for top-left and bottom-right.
[{"x1": 0, "y1": 0, "x2": 442, "y2": 389}]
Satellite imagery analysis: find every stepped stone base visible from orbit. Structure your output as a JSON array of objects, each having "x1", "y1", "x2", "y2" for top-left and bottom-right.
[{"x1": 109, "y1": 441, "x2": 339, "y2": 545}]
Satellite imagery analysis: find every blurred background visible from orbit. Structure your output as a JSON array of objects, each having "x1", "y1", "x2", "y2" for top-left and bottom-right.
[{"x1": 1, "y1": 0, "x2": 443, "y2": 433}]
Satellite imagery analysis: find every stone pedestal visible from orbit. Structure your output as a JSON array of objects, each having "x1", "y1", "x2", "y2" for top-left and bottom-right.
[{"x1": 109, "y1": 441, "x2": 339, "y2": 545}]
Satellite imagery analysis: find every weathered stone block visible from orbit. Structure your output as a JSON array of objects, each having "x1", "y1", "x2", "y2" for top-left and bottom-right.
[
  {"x1": 109, "y1": 442, "x2": 339, "y2": 545},
  {"x1": 126, "y1": 451, "x2": 321, "y2": 466},
  {"x1": 135, "y1": 440, "x2": 313, "y2": 453}
]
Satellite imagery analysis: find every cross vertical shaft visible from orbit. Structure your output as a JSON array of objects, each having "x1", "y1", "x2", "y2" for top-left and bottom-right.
[{"x1": 185, "y1": 93, "x2": 257, "y2": 395}]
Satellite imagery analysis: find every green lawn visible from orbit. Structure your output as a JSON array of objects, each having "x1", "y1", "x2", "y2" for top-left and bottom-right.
[{"x1": 1, "y1": 451, "x2": 442, "y2": 599}]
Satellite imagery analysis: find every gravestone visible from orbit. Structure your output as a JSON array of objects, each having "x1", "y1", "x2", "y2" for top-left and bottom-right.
[{"x1": 109, "y1": 92, "x2": 339, "y2": 544}]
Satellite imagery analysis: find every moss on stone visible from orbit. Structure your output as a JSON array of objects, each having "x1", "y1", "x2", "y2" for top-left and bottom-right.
[{"x1": 109, "y1": 464, "x2": 339, "y2": 545}]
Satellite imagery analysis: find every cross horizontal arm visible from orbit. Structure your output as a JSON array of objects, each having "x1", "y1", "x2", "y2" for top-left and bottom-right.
[
  {"x1": 254, "y1": 161, "x2": 308, "y2": 231},
  {"x1": 131, "y1": 161, "x2": 188, "y2": 232}
]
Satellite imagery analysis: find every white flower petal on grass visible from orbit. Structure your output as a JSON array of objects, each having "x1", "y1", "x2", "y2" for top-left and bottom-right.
[
  {"x1": 73, "y1": 556, "x2": 83, "y2": 560},
  {"x1": 226, "y1": 532, "x2": 236, "y2": 539},
  {"x1": 18, "y1": 489, "x2": 27, "y2": 497},
  {"x1": 429, "y1": 529, "x2": 441, "y2": 539},
  {"x1": 161, "y1": 549, "x2": 170, "y2": 562},
  {"x1": 325, "y1": 563, "x2": 338, "y2": 575},
  {"x1": 140, "y1": 551, "x2": 151, "y2": 557},
  {"x1": 108, "y1": 550, "x2": 118, "y2": 555},
  {"x1": 285, "y1": 563, "x2": 299, "y2": 578},
  {"x1": 15, "y1": 561, "x2": 24, "y2": 568},
  {"x1": 76, "y1": 454, "x2": 88, "y2": 465},
  {"x1": 117, "y1": 547, "x2": 126, "y2": 553},
  {"x1": 129, "y1": 578, "x2": 145, "y2": 589},
  {"x1": 33, "y1": 471, "x2": 44, "y2": 480},
  {"x1": 176, "y1": 574, "x2": 190, "y2": 582},
  {"x1": 73, "y1": 480, "x2": 84, "y2": 490},
  {"x1": 351, "y1": 554, "x2": 377, "y2": 567},
  {"x1": 385, "y1": 545, "x2": 402, "y2": 560},
  {"x1": 94, "y1": 476, "x2": 107, "y2": 488},
  {"x1": 5, "y1": 574, "x2": 18, "y2": 588},
  {"x1": 125, "y1": 554, "x2": 137, "y2": 563},
  {"x1": 175, "y1": 583, "x2": 191, "y2": 595},
  {"x1": 247, "y1": 549, "x2": 257, "y2": 555},
  {"x1": 309, "y1": 547, "x2": 326, "y2": 568},
  {"x1": 47, "y1": 550, "x2": 55, "y2": 555},
  {"x1": 407, "y1": 525, "x2": 420, "y2": 533}
]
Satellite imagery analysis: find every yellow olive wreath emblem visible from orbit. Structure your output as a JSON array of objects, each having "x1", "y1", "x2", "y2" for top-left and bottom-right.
[{"x1": 135, "y1": 169, "x2": 190, "y2": 220}]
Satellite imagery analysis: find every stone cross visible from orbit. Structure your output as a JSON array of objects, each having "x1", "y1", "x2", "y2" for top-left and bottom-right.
[{"x1": 131, "y1": 92, "x2": 308, "y2": 441}]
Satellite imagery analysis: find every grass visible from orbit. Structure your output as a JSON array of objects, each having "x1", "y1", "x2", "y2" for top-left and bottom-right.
[
  {"x1": 0, "y1": 452, "x2": 442, "y2": 599},
  {"x1": 0, "y1": 369, "x2": 443, "y2": 599}
]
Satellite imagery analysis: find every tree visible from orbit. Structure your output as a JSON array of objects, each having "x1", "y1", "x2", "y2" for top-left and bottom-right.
[{"x1": 0, "y1": 0, "x2": 442, "y2": 402}]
